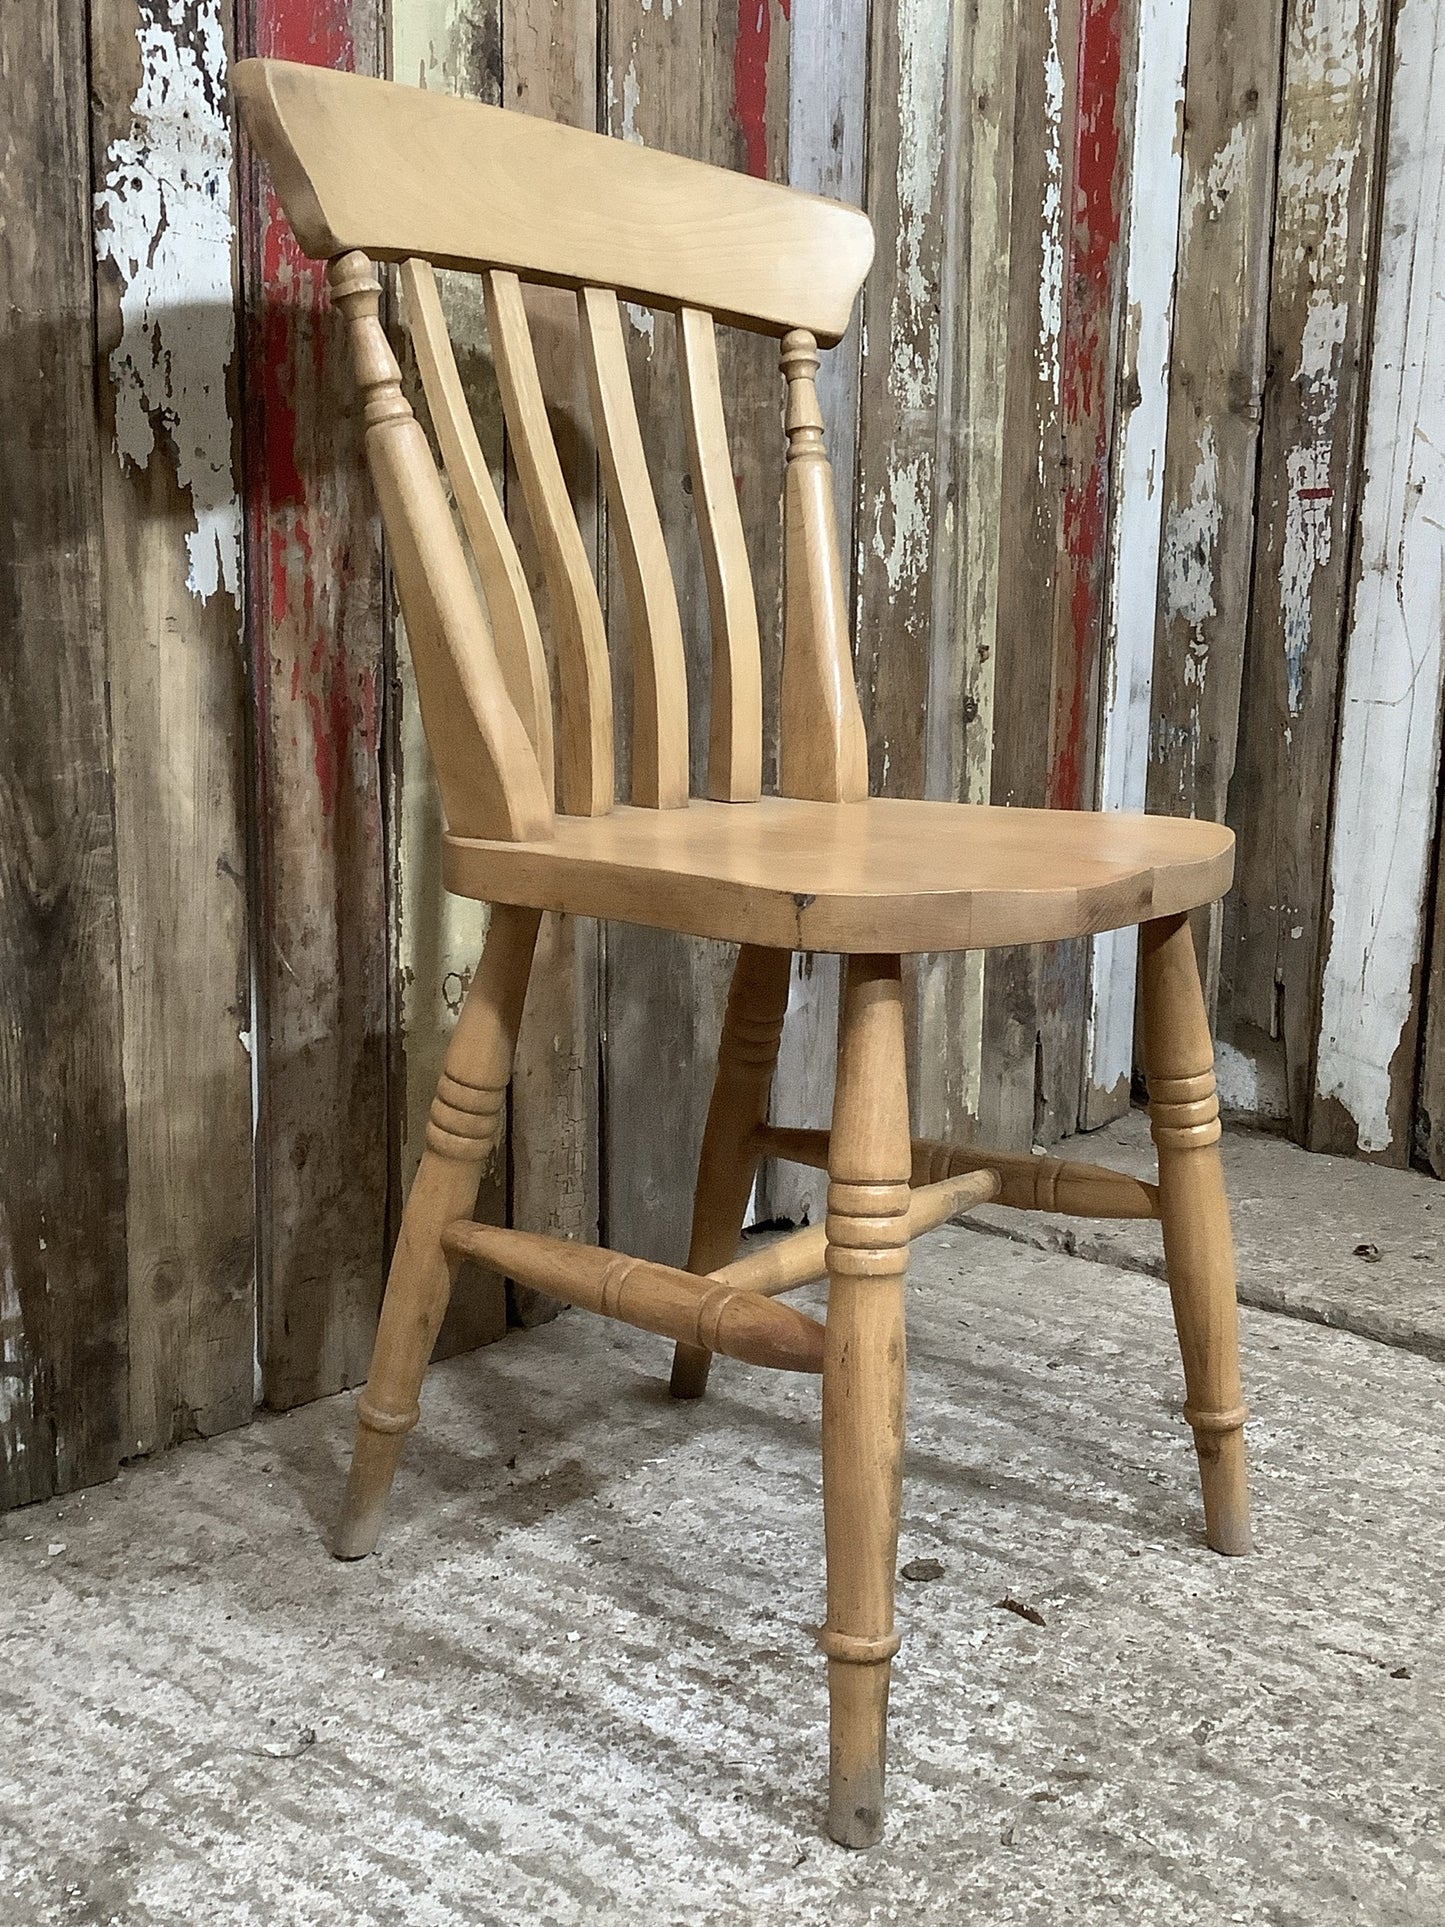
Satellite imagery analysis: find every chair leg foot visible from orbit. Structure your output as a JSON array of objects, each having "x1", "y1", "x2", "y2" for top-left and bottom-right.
[
  {"x1": 827, "y1": 1658, "x2": 891, "y2": 1848},
  {"x1": 332, "y1": 905, "x2": 539, "y2": 1558},
  {"x1": 668, "y1": 945, "x2": 792, "y2": 1400},
  {"x1": 333, "y1": 1412, "x2": 416, "y2": 1560},
  {"x1": 821, "y1": 954, "x2": 910, "y2": 1847},
  {"x1": 1142, "y1": 913, "x2": 1252, "y2": 1557},
  {"x1": 668, "y1": 1342, "x2": 713, "y2": 1400},
  {"x1": 1193, "y1": 1422, "x2": 1252, "y2": 1556}
]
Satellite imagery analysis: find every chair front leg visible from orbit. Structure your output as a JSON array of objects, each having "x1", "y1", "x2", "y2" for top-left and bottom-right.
[
  {"x1": 669, "y1": 944, "x2": 793, "y2": 1399},
  {"x1": 1141, "y1": 913, "x2": 1251, "y2": 1555},
  {"x1": 333, "y1": 904, "x2": 541, "y2": 1559},
  {"x1": 821, "y1": 954, "x2": 911, "y2": 1848}
]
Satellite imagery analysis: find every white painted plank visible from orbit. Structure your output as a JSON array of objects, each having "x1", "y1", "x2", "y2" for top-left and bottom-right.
[
  {"x1": 1084, "y1": 0, "x2": 1190, "y2": 1119},
  {"x1": 1314, "y1": 0, "x2": 1445, "y2": 1156}
]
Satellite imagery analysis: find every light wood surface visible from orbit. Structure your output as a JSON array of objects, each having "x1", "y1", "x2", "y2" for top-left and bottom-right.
[
  {"x1": 485, "y1": 266, "x2": 613, "y2": 818},
  {"x1": 501, "y1": 1, "x2": 604, "y2": 1325},
  {"x1": 710, "y1": 1168, "x2": 1001, "y2": 1301},
  {"x1": 440, "y1": 1222, "x2": 826, "y2": 1374},
  {"x1": 330, "y1": 252, "x2": 553, "y2": 843},
  {"x1": 444, "y1": 797, "x2": 1235, "y2": 954},
  {"x1": 334, "y1": 905, "x2": 541, "y2": 1560},
  {"x1": 232, "y1": 59, "x2": 1254, "y2": 1851},
  {"x1": 403, "y1": 256, "x2": 555, "y2": 797},
  {"x1": 758, "y1": 1125, "x2": 1160, "y2": 1220},
  {"x1": 578, "y1": 284, "x2": 690, "y2": 810},
  {"x1": 1142, "y1": 913, "x2": 1251, "y2": 1556},
  {"x1": 821, "y1": 955, "x2": 911, "y2": 1849},
  {"x1": 229, "y1": 57, "x2": 873, "y2": 343},
  {"x1": 676, "y1": 306, "x2": 764, "y2": 803},
  {"x1": 779, "y1": 329, "x2": 868, "y2": 803},
  {"x1": 670, "y1": 945, "x2": 792, "y2": 1398},
  {"x1": 594, "y1": 4, "x2": 781, "y2": 1311}
]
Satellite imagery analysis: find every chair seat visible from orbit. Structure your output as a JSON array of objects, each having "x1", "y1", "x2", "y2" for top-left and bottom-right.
[{"x1": 442, "y1": 796, "x2": 1233, "y2": 952}]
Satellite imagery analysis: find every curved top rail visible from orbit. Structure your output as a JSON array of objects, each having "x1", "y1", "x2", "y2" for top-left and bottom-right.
[{"x1": 231, "y1": 59, "x2": 875, "y2": 345}]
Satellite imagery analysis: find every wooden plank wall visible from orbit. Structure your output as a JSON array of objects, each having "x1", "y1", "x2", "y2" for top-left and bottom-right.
[
  {"x1": 9, "y1": 0, "x2": 1445, "y2": 1513},
  {"x1": 92, "y1": 0, "x2": 256, "y2": 1463},
  {"x1": 1, "y1": 1, "x2": 131, "y2": 1508}
]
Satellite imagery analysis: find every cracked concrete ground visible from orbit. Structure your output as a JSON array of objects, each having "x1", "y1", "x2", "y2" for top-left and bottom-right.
[{"x1": 1, "y1": 1122, "x2": 1443, "y2": 1925}]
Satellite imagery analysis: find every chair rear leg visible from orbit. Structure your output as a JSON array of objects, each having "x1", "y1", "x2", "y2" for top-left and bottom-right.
[
  {"x1": 1140, "y1": 913, "x2": 1251, "y2": 1555},
  {"x1": 669, "y1": 944, "x2": 793, "y2": 1399},
  {"x1": 821, "y1": 954, "x2": 910, "y2": 1848},
  {"x1": 334, "y1": 904, "x2": 541, "y2": 1559}
]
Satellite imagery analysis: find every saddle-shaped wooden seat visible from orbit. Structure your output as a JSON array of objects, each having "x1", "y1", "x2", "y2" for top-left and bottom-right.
[
  {"x1": 234, "y1": 56, "x2": 1251, "y2": 1852},
  {"x1": 443, "y1": 795, "x2": 1234, "y2": 952}
]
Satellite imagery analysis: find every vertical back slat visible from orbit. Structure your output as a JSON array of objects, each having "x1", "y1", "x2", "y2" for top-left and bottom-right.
[
  {"x1": 577, "y1": 286, "x2": 690, "y2": 809},
  {"x1": 485, "y1": 267, "x2": 614, "y2": 817},
  {"x1": 676, "y1": 306, "x2": 764, "y2": 803},
  {"x1": 403, "y1": 259, "x2": 555, "y2": 801}
]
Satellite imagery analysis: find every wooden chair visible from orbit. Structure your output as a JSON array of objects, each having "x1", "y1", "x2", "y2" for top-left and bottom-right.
[{"x1": 233, "y1": 58, "x2": 1250, "y2": 1850}]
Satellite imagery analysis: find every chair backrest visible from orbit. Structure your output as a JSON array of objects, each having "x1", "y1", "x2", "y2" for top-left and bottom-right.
[{"x1": 232, "y1": 59, "x2": 875, "y2": 842}]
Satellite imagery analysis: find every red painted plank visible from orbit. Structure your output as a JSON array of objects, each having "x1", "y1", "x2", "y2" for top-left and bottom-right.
[
  {"x1": 1049, "y1": 0, "x2": 1126, "y2": 812},
  {"x1": 733, "y1": 0, "x2": 789, "y2": 178},
  {"x1": 239, "y1": 0, "x2": 391, "y2": 1408}
]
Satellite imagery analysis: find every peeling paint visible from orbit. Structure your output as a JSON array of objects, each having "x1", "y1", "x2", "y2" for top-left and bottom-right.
[
  {"x1": 1161, "y1": 422, "x2": 1220, "y2": 632},
  {"x1": 0, "y1": 1212, "x2": 35, "y2": 1469},
  {"x1": 1281, "y1": 441, "x2": 1332, "y2": 715},
  {"x1": 95, "y1": 0, "x2": 241, "y2": 605},
  {"x1": 1087, "y1": 0, "x2": 1189, "y2": 1108},
  {"x1": 1271, "y1": 0, "x2": 1374, "y2": 724},
  {"x1": 1038, "y1": 0, "x2": 1066, "y2": 419},
  {"x1": 617, "y1": 57, "x2": 654, "y2": 347},
  {"x1": 1203, "y1": 120, "x2": 1247, "y2": 220},
  {"x1": 733, "y1": 0, "x2": 779, "y2": 180},
  {"x1": 874, "y1": 458, "x2": 930, "y2": 594},
  {"x1": 1049, "y1": 0, "x2": 1125, "y2": 814},
  {"x1": 621, "y1": 55, "x2": 644, "y2": 146},
  {"x1": 869, "y1": 0, "x2": 948, "y2": 602},
  {"x1": 1315, "y1": 0, "x2": 1445, "y2": 1153}
]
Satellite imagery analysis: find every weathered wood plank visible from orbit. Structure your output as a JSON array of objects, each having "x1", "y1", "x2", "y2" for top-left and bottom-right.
[
  {"x1": 1419, "y1": 807, "x2": 1445, "y2": 1172},
  {"x1": 1035, "y1": 0, "x2": 1134, "y2": 1137},
  {"x1": 915, "y1": 0, "x2": 1021, "y2": 1147},
  {"x1": 389, "y1": 0, "x2": 508, "y2": 1353},
  {"x1": 1084, "y1": 0, "x2": 1190, "y2": 1127},
  {"x1": 978, "y1": 0, "x2": 1080, "y2": 1149},
  {"x1": 1219, "y1": 0, "x2": 1389, "y2": 1141},
  {"x1": 602, "y1": 0, "x2": 790, "y2": 1266},
  {"x1": 240, "y1": 0, "x2": 391, "y2": 1408},
  {"x1": 759, "y1": 0, "x2": 869, "y2": 1228},
  {"x1": 0, "y1": 0, "x2": 130, "y2": 1506},
  {"x1": 1145, "y1": 0, "x2": 1283, "y2": 1006},
  {"x1": 1315, "y1": 0, "x2": 1445, "y2": 1165},
  {"x1": 91, "y1": 0, "x2": 255, "y2": 1458},
  {"x1": 503, "y1": 0, "x2": 601, "y2": 1315},
  {"x1": 854, "y1": 0, "x2": 952, "y2": 807}
]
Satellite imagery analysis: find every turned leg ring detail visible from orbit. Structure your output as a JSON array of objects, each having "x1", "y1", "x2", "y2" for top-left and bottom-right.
[{"x1": 356, "y1": 1397, "x2": 421, "y2": 1436}]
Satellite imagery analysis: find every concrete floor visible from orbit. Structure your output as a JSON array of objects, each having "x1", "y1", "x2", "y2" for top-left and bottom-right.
[{"x1": 2, "y1": 1129, "x2": 1444, "y2": 1924}]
